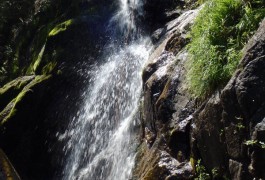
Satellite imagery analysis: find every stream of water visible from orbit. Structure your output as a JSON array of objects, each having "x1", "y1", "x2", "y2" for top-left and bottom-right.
[{"x1": 60, "y1": 0, "x2": 152, "y2": 179}]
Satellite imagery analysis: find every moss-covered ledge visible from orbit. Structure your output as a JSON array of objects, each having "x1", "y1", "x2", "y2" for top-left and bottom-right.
[
  {"x1": 0, "y1": 75, "x2": 52, "y2": 126},
  {"x1": 0, "y1": 76, "x2": 35, "y2": 112}
]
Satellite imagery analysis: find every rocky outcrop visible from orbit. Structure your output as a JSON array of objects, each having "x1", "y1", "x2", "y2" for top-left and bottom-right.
[
  {"x1": 135, "y1": 4, "x2": 265, "y2": 180},
  {"x1": 193, "y1": 19, "x2": 265, "y2": 179},
  {"x1": 133, "y1": 7, "x2": 200, "y2": 180}
]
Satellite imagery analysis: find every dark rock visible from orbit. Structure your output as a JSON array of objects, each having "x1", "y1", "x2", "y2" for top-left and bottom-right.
[
  {"x1": 158, "y1": 151, "x2": 193, "y2": 180},
  {"x1": 193, "y1": 93, "x2": 227, "y2": 171},
  {"x1": 229, "y1": 159, "x2": 243, "y2": 180},
  {"x1": 165, "y1": 33, "x2": 188, "y2": 55},
  {"x1": 0, "y1": 148, "x2": 21, "y2": 180},
  {"x1": 135, "y1": 8, "x2": 199, "y2": 179},
  {"x1": 248, "y1": 118, "x2": 265, "y2": 178},
  {"x1": 150, "y1": 7, "x2": 201, "y2": 44},
  {"x1": 145, "y1": 127, "x2": 156, "y2": 147},
  {"x1": 136, "y1": 36, "x2": 195, "y2": 180},
  {"x1": 143, "y1": 0, "x2": 185, "y2": 30},
  {"x1": 240, "y1": 19, "x2": 265, "y2": 68},
  {"x1": 142, "y1": 51, "x2": 174, "y2": 84},
  {"x1": 192, "y1": 18, "x2": 265, "y2": 179},
  {"x1": 142, "y1": 51, "x2": 175, "y2": 132},
  {"x1": 133, "y1": 142, "x2": 194, "y2": 180},
  {"x1": 168, "y1": 126, "x2": 190, "y2": 161}
]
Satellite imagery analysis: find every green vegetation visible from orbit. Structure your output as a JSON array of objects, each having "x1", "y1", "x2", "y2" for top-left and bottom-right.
[
  {"x1": 245, "y1": 140, "x2": 265, "y2": 149},
  {"x1": 0, "y1": 75, "x2": 51, "y2": 125},
  {"x1": 0, "y1": 76, "x2": 34, "y2": 111},
  {"x1": 195, "y1": 159, "x2": 210, "y2": 180},
  {"x1": 187, "y1": 0, "x2": 265, "y2": 97},
  {"x1": 42, "y1": 61, "x2": 57, "y2": 75},
  {"x1": 33, "y1": 44, "x2": 47, "y2": 72},
  {"x1": 48, "y1": 19, "x2": 74, "y2": 36}
]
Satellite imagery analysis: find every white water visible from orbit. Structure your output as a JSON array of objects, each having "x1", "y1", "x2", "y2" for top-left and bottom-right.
[{"x1": 60, "y1": 0, "x2": 152, "y2": 179}]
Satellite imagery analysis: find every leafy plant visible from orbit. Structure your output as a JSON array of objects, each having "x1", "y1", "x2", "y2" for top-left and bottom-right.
[
  {"x1": 244, "y1": 140, "x2": 265, "y2": 149},
  {"x1": 187, "y1": 0, "x2": 265, "y2": 98},
  {"x1": 195, "y1": 159, "x2": 211, "y2": 180}
]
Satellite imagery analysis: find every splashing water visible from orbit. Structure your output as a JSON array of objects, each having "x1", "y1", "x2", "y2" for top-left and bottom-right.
[
  {"x1": 110, "y1": 0, "x2": 144, "y2": 41},
  {"x1": 60, "y1": 0, "x2": 152, "y2": 179}
]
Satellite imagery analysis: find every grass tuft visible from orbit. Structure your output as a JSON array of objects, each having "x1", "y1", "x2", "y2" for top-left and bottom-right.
[{"x1": 187, "y1": 0, "x2": 265, "y2": 98}]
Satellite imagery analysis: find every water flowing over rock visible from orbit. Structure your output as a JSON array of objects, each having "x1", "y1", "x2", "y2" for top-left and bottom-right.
[{"x1": 60, "y1": 0, "x2": 152, "y2": 179}]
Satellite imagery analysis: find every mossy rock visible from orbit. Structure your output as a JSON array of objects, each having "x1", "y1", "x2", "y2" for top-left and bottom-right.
[
  {"x1": 0, "y1": 76, "x2": 35, "y2": 112},
  {"x1": 48, "y1": 19, "x2": 74, "y2": 37},
  {"x1": 0, "y1": 75, "x2": 51, "y2": 126},
  {"x1": 32, "y1": 15, "x2": 109, "y2": 79}
]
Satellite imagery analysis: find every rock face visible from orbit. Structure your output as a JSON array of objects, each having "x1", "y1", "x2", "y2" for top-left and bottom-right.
[
  {"x1": 133, "y1": 7, "x2": 200, "y2": 180},
  {"x1": 134, "y1": 4, "x2": 265, "y2": 180},
  {"x1": 193, "y1": 19, "x2": 265, "y2": 179}
]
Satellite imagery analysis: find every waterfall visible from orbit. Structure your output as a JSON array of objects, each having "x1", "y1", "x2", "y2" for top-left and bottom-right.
[{"x1": 60, "y1": 0, "x2": 152, "y2": 179}]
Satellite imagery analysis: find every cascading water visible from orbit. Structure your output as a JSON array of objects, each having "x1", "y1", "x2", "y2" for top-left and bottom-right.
[{"x1": 60, "y1": 0, "x2": 152, "y2": 179}]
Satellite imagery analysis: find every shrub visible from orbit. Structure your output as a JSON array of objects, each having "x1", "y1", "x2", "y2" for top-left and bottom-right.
[{"x1": 186, "y1": 0, "x2": 265, "y2": 98}]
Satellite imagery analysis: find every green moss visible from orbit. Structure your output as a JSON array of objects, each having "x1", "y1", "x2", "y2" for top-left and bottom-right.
[
  {"x1": 3, "y1": 89, "x2": 31, "y2": 123},
  {"x1": 26, "y1": 23, "x2": 54, "y2": 75},
  {"x1": 0, "y1": 75, "x2": 51, "y2": 125},
  {"x1": 190, "y1": 157, "x2": 196, "y2": 171},
  {"x1": 33, "y1": 43, "x2": 47, "y2": 72},
  {"x1": 42, "y1": 61, "x2": 57, "y2": 75},
  {"x1": 0, "y1": 76, "x2": 34, "y2": 111},
  {"x1": 187, "y1": 0, "x2": 265, "y2": 98},
  {"x1": 48, "y1": 19, "x2": 74, "y2": 37}
]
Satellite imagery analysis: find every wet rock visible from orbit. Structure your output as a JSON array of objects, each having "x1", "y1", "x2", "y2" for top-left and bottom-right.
[
  {"x1": 150, "y1": 7, "x2": 201, "y2": 44},
  {"x1": 145, "y1": 127, "x2": 156, "y2": 147},
  {"x1": 165, "y1": 7, "x2": 201, "y2": 35},
  {"x1": 158, "y1": 151, "x2": 193, "y2": 180},
  {"x1": 142, "y1": 51, "x2": 175, "y2": 131},
  {"x1": 135, "y1": 7, "x2": 199, "y2": 179},
  {"x1": 132, "y1": 141, "x2": 163, "y2": 180},
  {"x1": 142, "y1": 52, "x2": 174, "y2": 84},
  {"x1": 133, "y1": 142, "x2": 194, "y2": 180}
]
